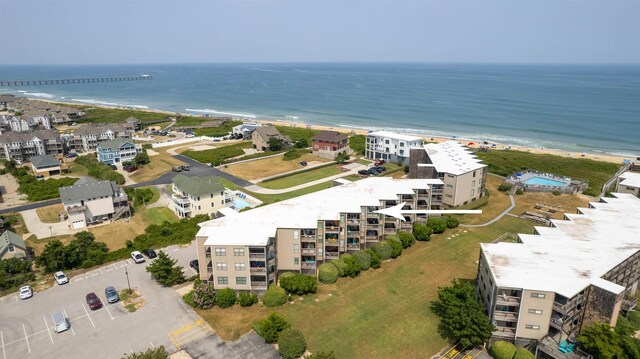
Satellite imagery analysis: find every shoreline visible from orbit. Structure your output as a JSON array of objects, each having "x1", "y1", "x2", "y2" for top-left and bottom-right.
[{"x1": 36, "y1": 97, "x2": 637, "y2": 165}]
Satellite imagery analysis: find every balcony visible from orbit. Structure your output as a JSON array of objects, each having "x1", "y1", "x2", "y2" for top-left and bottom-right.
[
  {"x1": 492, "y1": 327, "x2": 516, "y2": 338},
  {"x1": 537, "y1": 336, "x2": 593, "y2": 359},
  {"x1": 171, "y1": 194, "x2": 190, "y2": 205},
  {"x1": 550, "y1": 317, "x2": 564, "y2": 329},
  {"x1": 495, "y1": 295, "x2": 521, "y2": 306},
  {"x1": 622, "y1": 298, "x2": 637, "y2": 312},
  {"x1": 251, "y1": 281, "x2": 268, "y2": 289},
  {"x1": 66, "y1": 204, "x2": 87, "y2": 214},
  {"x1": 250, "y1": 266, "x2": 266, "y2": 273},
  {"x1": 325, "y1": 225, "x2": 340, "y2": 232},
  {"x1": 301, "y1": 248, "x2": 316, "y2": 255},
  {"x1": 301, "y1": 261, "x2": 316, "y2": 269},
  {"x1": 301, "y1": 235, "x2": 316, "y2": 243},
  {"x1": 494, "y1": 311, "x2": 518, "y2": 322},
  {"x1": 553, "y1": 302, "x2": 569, "y2": 314},
  {"x1": 249, "y1": 253, "x2": 265, "y2": 259}
]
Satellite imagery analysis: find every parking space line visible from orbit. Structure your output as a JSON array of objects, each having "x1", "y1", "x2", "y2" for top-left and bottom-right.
[
  {"x1": 22, "y1": 324, "x2": 31, "y2": 354},
  {"x1": 81, "y1": 304, "x2": 96, "y2": 329},
  {"x1": 112, "y1": 264, "x2": 118, "y2": 270},
  {"x1": 127, "y1": 259, "x2": 132, "y2": 265},
  {"x1": 63, "y1": 310, "x2": 76, "y2": 336},
  {"x1": 150, "y1": 341, "x2": 155, "y2": 348},
  {"x1": 1, "y1": 331, "x2": 6, "y2": 359},
  {"x1": 100, "y1": 297, "x2": 114, "y2": 320},
  {"x1": 99, "y1": 268, "x2": 103, "y2": 274},
  {"x1": 13, "y1": 293, "x2": 17, "y2": 301},
  {"x1": 44, "y1": 316, "x2": 54, "y2": 344}
]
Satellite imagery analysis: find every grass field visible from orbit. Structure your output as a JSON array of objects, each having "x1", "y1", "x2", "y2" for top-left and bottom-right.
[
  {"x1": 183, "y1": 142, "x2": 253, "y2": 165},
  {"x1": 25, "y1": 234, "x2": 75, "y2": 256},
  {"x1": 79, "y1": 106, "x2": 171, "y2": 123},
  {"x1": 476, "y1": 150, "x2": 620, "y2": 196},
  {"x1": 36, "y1": 204, "x2": 65, "y2": 223},
  {"x1": 457, "y1": 175, "x2": 512, "y2": 225},
  {"x1": 275, "y1": 126, "x2": 320, "y2": 143},
  {"x1": 225, "y1": 153, "x2": 330, "y2": 180},
  {"x1": 221, "y1": 178, "x2": 334, "y2": 205},
  {"x1": 129, "y1": 152, "x2": 184, "y2": 183},
  {"x1": 65, "y1": 162, "x2": 89, "y2": 177},
  {"x1": 259, "y1": 165, "x2": 343, "y2": 189},
  {"x1": 199, "y1": 215, "x2": 535, "y2": 357}
]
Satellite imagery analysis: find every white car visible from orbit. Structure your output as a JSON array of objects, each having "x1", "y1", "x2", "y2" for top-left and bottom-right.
[
  {"x1": 54, "y1": 271, "x2": 69, "y2": 285},
  {"x1": 19, "y1": 285, "x2": 33, "y2": 299},
  {"x1": 131, "y1": 251, "x2": 145, "y2": 264}
]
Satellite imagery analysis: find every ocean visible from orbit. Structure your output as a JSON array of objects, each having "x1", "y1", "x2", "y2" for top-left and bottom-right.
[{"x1": 0, "y1": 63, "x2": 639, "y2": 156}]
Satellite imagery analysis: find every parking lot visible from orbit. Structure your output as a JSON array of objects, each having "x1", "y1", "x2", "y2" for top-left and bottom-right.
[{"x1": 0, "y1": 242, "x2": 277, "y2": 358}]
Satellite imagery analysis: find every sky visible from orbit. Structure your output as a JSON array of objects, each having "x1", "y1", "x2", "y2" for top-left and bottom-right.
[{"x1": 0, "y1": 0, "x2": 639, "y2": 65}]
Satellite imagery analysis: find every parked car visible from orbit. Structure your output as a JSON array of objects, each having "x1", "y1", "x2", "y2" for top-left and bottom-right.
[
  {"x1": 36, "y1": 175, "x2": 44, "y2": 180},
  {"x1": 181, "y1": 165, "x2": 190, "y2": 171},
  {"x1": 142, "y1": 248, "x2": 157, "y2": 258},
  {"x1": 374, "y1": 159, "x2": 386, "y2": 166},
  {"x1": 358, "y1": 169, "x2": 370, "y2": 176},
  {"x1": 65, "y1": 152, "x2": 78, "y2": 158},
  {"x1": 368, "y1": 168, "x2": 380, "y2": 175},
  {"x1": 131, "y1": 251, "x2": 145, "y2": 264},
  {"x1": 172, "y1": 166, "x2": 182, "y2": 172},
  {"x1": 86, "y1": 292, "x2": 103, "y2": 310},
  {"x1": 186, "y1": 133, "x2": 195, "y2": 138},
  {"x1": 124, "y1": 165, "x2": 138, "y2": 173},
  {"x1": 54, "y1": 271, "x2": 69, "y2": 285},
  {"x1": 299, "y1": 161, "x2": 308, "y2": 167},
  {"x1": 52, "y1": 312, "x2": 70, "y2": 333},
  {"x1": 104, "y1": 286, "x2": 119, "y2": 304},
  {"x1": 373, "y1": 166, "x2": 386, "y2": 172},
  {"x1": 190, "y1": 260, "x2": 199, "y2": 272},
  {"x1": 19, "y1": 285, "x2": 33, "y2": 300}
]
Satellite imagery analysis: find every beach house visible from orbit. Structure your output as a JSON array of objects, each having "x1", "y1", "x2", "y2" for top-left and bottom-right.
[
  {"x1": 311, "y1": 130, "x2": 349, "y2": 159},
  {"x1": 59, "y1": 177, "x2": 130, "y2": 229},
  {"x1": 232, "y1": 122, "x2": 262, "y2": 139},
  {"x1": 96, "y1": 139, "x2": 139, "y2": 165},
  {"x1": 0, "y1": 130, "x2": 64, "y2": 163},
  {"x1": 168, "y1": 175, "x2": 232, "y2": 219},
  {"x1": 66, "y1": 123, "x2": 132, "y2": 153},
  {"x1": 0, "y1": 230, "x2": 28, "y2": 260},
  {"x1": 408, "y1": 141, "x2": 488, "y2": 207},
  {"x1": 365, "y1": 131, "x2": 422, "y2": 164},
  {"x1": 477, "y1": 193, "x2": 640, "y2": 358},
  {"x1": 194, "y1": 177, "x2": 443, "y2": 291},
  {"x1": 615, "y1": 170, "x2": 640, "y2": 198},
  {"x1": 251, "y1": 125, "x2": 290, "y2": 151},
  {"x1": 30, "y1": 154, "x2": 61, "y2": 177}
]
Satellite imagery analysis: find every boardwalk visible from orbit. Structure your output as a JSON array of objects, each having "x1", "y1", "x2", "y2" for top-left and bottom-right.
[{"x1": 0, "y1": 75, "x2": 152, "y2": 86}]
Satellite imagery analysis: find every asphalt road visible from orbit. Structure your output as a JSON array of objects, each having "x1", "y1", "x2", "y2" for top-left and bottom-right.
[{"x1": 0, "y1": 242, "x2": 278, "y2": 359}]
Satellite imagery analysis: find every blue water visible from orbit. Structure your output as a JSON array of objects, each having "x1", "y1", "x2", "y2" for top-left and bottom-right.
[
  {"x1": 524, "y1": 177, "x2": 568, "y2": 186},
  {"x1": 234, "y1": 199, "x2": 251, "y2": 210},
  {"x1": 1, "y1": 63, "x2": 639, "y2": 156}
]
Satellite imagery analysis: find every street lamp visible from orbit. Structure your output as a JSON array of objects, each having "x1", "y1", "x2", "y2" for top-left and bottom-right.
[{"x1": 125, "y1": 266, "x2": 132, "y2": 294}]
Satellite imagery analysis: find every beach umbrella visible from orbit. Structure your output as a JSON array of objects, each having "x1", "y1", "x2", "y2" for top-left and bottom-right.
[{"x1": 467, "y1": 142, "x2": 475, "y2": 146}]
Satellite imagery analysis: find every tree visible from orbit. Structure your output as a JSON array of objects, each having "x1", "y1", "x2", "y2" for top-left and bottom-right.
[
  {"x1": 627, "y1": 311, "x2": 640, "y2": 330},
  {"x1": 192, "y1": 282, "x2": 216, "y2": 309},
  {"x1": 305, "y1": 352, "x2": 337, "y2": 359},
  {"x1": 513, "y1": 347, "x2": 535, "y2": 359},
  {"x1": 121, "y1": 346, "x2": 168, "y2": 359},
  {"x1": 489, "y1": 341, "x2": 517, "y2": 359},
  {"x1": 145, "y1": 251, "x2": 186, "y2": 287},
  {"x1": 238, "y1": 292, "x2": 259, "y2": 307},
  {"x1": 365, "y1": 248, "x2": 381, "y2": 269},
  {"x1": 318, "y1": 263, "x2": 339, "y2": 284},
  {"x1": 263, "y1": 284, "x2": 287, "y2": 307},
  {"x1": 215, "y1": 288, "x2": 237, "y2": 308},
  {"x1": 372, "y1": 241, "x2": 392, "y2": 260},
  {"x1": 352, "y1": 250, "x2": 371, "y2": 271},
  {"x1": 253, "y1": 312, "x2": 291, "y2": 344},
  {"x1": 444, "y1": 216, "x2": 460, "y2": 229},
  {"x1": 413, "y1": 222, "x2": 433, "y2": 241},
  {"x1": 133, "y1": 149, "x2": 150, "y2": 165},
  {"x1": 294, "y1": 139, "x2": 308, "y2": 148},
  {"x1": 280, "y1": 274, "x2": 317, "y2": 295},
  {"x1": 268, "y1": 137, "x2": 284, "y2": 151},
  {"x1": 278, "y1": 328, "x2": 307, "y2": 359},
  {"x1": 397, "y1": 231, "x2": 416, "y2": 248},
  {"x1": 35, "y1": 240, "x2": 67, "y2": 273},
  {"x1": 385, "y1": 236, "x2": 403, "y2": 258},
  {"x1": 578, "y1": 322, "x2": 640, "y2": 359},
  {"x1": 334, "y1": 151, "x2": 350, "y2": 163},
  {"x1": 340, "y1": 254, "x2": 361, "y2": 277},
  {"x1": 431, "y1": 280, "x2": 494, "y2": 347}
]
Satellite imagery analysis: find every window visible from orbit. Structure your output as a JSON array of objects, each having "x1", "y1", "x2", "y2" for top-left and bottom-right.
[
  {"x1": 525, "y1": 324, "x2": 540, "y2": 330},
  {"x1": 471, "y1": 189, "x2": 475, "y2": 196},
  {"x1": 294, "y1": 257, "x2": 299, "y2": 265},
  {"x1": 234, "y1": 248, "x2": 245, "y2": 256},
  {"x1": 216, "y1": 262, "x2": 227, "y2": 270},
  {"x1": 215, "y1": 248, "x2": 226, "y2": 256},
  {"x1": 293, "y1": 230, "x2": 299, "y2": 240},
  {"x1": 212, "y1": 203, "x2": 215, "y2": 207},
  {"x1": 472, "y1": 180, "x2": 476, "y2": 187},
  {"x1": 528, "y1": 309, "x2": 543, "y2": 315},
  {"x1": 235, "y1": 263, "x2": 246, "y2": 271},
  {"x1": 294, "y1": 244, "x2": 299, "y2": 253},
  {"x1": 531, "y1": 293, "x2": 546, "y2": 299},
  {"x1": 236, "y1": 277, "x2": 247, "y2": 285},
  {"x1": 210, "y1": 194, "x2": 214, "y2": 198},
  {"x1": 473, "y1": 171, "x2": 476, "y2": 178},
  {"x1": 446, "y1": 184, "x2": 454, "y2": 188},
  {"x1": 217, "y1": 276, "x2": 228, "y2": 285},
  {"x1": 7, "y1": 245, "x2": 15, "y2": 253}
]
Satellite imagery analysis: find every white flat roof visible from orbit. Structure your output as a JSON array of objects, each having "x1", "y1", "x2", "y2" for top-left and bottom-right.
[
  {"x1": 420, "y1": 141, "x2": 487, "y2": 175},
  {"x1": 619, "y1": 171, "x2": 640, "y2": 189},
  {"x1": 481, "y1": 193, "x2": 640, "y2": 298},
  {"x1": 198, "y1": 177, "x2": 443, "y2": 247},
  {"x1": 368, "y1": 131, "x2": 422, "y2": 142}
]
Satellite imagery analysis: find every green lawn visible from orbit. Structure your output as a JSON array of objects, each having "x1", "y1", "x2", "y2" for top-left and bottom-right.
[
  {"x1": 220, "y1": 178, "x2": 334, "y2": 205},
  {"x1": 141, "y1": 207, "x2": 177, "y2": 226},
  {"x1": 182, "y1": 142, "x2": 253, "y2": 165},
  {"x1": 200, "y1": 215, "x2": 535, "y2": 358},
  {"x1": 476, "y1": 150, "x2": 620, "y2": 196},
  {"x1": 259, "y1": 165, "x2": 343, "y2": 189},
  {"x1": 275, "y1": 126, "x2": 320, "y2": 144}
]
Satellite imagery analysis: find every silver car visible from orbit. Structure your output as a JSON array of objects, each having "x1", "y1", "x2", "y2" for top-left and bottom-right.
[
  {"x1": 54, "y1": 271, "x2": 69, "y2": 285},
  {"x1": 19, "y1": 285, "x2": 33, "y2": 299},
  {"x1": 105, "y1": 286, "x2": 119, "y2": 303}
]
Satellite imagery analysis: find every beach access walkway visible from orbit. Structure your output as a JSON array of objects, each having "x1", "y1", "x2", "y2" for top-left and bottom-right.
[{"x1": 460, "y1": 193, "x2": 516, "y2": 228}]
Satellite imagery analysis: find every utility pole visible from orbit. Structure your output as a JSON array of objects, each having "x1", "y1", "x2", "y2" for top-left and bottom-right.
[{"x1": 125, "y1": 266, "x2": 132, "y2": 294}]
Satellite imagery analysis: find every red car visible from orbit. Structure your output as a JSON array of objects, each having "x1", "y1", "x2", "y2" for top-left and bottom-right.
[
  {"x1": 374, "y1": 159, "x2": 386, "y2": 166},
  {"x1": 86, "y1": 292, "x2": 103, "y2": 310}
]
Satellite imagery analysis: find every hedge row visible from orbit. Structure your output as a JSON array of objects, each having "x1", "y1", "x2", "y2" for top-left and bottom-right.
[{"x1": 184, "y1": 282, "x2": 258, "y2": 309}]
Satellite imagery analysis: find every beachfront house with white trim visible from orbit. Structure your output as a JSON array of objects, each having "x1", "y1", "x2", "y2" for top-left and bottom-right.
[
  {"x1": 615, "y1": 171, "x2": 640, "y2": 198},
  {"x1": 477, "y1": 193, "x2": 640, "y2": 358},
  {"x1": 168, "y1": 175, "x2": 233, "y2": 219},
  {"x1": 408, "y1": 141, "x2": 487, "y2": 207},
  {"x1": 365, "y1": 131, "x2": 422, "y2": 164}
]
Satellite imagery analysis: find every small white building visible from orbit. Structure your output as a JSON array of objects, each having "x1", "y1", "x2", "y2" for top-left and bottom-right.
[
  {"x1": 232, "y1": 122, "x2": 262, "y2": 139},
  {"x1": 616, "y1": 171, "x2": 640, "y2": 198},
  {"x1": 365, "y1": 131, "x2": 422, "y2": 164}
]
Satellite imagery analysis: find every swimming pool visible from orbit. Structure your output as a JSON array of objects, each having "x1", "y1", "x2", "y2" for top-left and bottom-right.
[
  {"x1": 233, "y1": 199, "x2": 251, "y2": 210},
  {"x1": 524, "y1": 177, "x2": 567, "y2": 187}
]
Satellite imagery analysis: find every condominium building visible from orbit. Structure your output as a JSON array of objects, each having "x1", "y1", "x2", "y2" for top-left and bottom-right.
[
  {"x1": 168, "y1": 175, "x2": 232, "y2": 219},
  {"x1": 59, "y1": 177, "x2": 130, "y2": 229},
  {"x1": 476, "y1": 193, "x2": 640, "y2": 358},
  {"x1": 0, "y1": 130, "x2": 64, "y2": 163},
  {"x1": 65, "y1": 123, "x2": 132, "y2": 153},
  {"x1": 195, "y1": 177, "x2": 444, "y2": 291},
  {"x1": 365, "y1": 131, "x2": 422, "y2": 164},
  {"x1": 408, "y1": 141, "x2": 488, "y2": 207},
  {"x1": 615, "y1": 171, "x2": 640, "y2": 198}
]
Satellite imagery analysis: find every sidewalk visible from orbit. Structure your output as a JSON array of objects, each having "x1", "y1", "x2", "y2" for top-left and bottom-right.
[{"x1": 246, "y1": 164, "x2": 366, "y2": 194}]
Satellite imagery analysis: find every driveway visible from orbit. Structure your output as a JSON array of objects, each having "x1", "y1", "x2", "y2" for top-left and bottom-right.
[
  {"x1": 0, "y1": 242, "x2": 278, "y2": 359},
  {"x1": 20, "y1": 209, "x2": 78, "y2": 239}
]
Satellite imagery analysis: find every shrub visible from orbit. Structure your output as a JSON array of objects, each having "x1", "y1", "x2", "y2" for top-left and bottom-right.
[
  {"x1": 352, "y1": 250, "x2": 371, "y2": 270},
  {"x1": 142, "y1": 143, "x2": 152, "y2": 150},
  {"x1": 253, "y1": 312, "x2": 291, "y2": 344},
  {"x1": 515, "y1": 189, "x2": 524, "y2": 195},
  {"x1": 280, "y1": 274, "x2": 317, "y2": 295},
  {"x1": 365, "y1": 248, "x2": 381, "y2": 269},
  {"x1": 340, "y1": 254, "x2": 361, "y2": 277},
  {"x1": 305, "y1": 352, "x2": 337, "y2": 359},
  {"x1": 283, "y1": 149, "x2": 307, "y2": 161},
  {"x1": 628, "y1": 311, "x2": 640, "y2": 330},
  {"x1": 75, "y1": 154, "x2": 126, "y2": 184},
  {"x1": 513, "y1": 347, "x2": 535, "y2": 359},
  {"x1": 498, "y1": 182, "x2": 514, "y2": 192},
  {"x1": 413, "y1": 222, "x2": 433, "y2": 241},
  {"x1": 263, "y1": 285, "x2": 287, "y2": 307},
  {"x1": 397, "y1": 231, "x2": 416, "y2": 248},
  {"x1": 330, "y1": 259, "x2": 347, "y2": 277},
  {"x1": 192, "y1": 283, "x2": 216, "y2": 309},
  {"x1": 279, "y1": 272, "x2": 295, "y2": 283},
  {"x1": 278, "y1": 328, "x2": 307, "y2": 359},
  {"x1": 427, "y1": 217, "x2": 447, "y2": 234},
  {"x1": 121, "y1": 345, "x2": 168, "y2": 359},
  {"x1": 372, "y1": 241, "x2": 393, "y2": 260},
  {"x1": 444, "y1": 216, "x2": 460, "y2": 229},
  {"x1": 385, "y1": 236, "x2": 403, "y2": 258},
  {"x1": 238, "y1": 292, "x2": 259, "y2": 307},
  {"x1": 489, "y1": 340, "x2": 517, "y2": 359},
  {"x1": 552, "y1": 190, "x2": 562, "y2": 196},
  {"x1": 182, "y1": 290, "x2": 196, "y2": 308},
  {"x1": 318, "y1": 263, "x2": 339, "y2": 284},
  {"x1": 215, "y1": 288, "x2": 237, "y2": 308}
]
